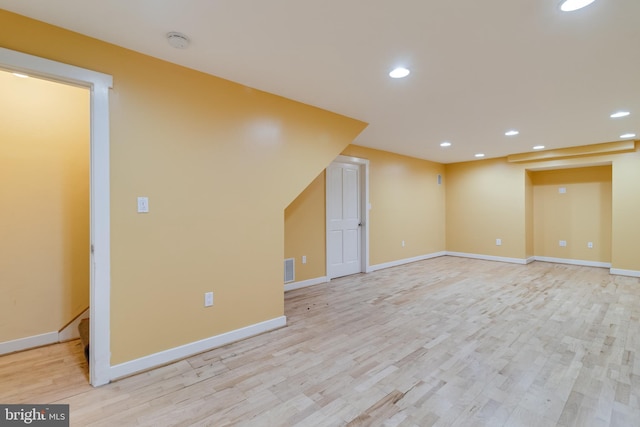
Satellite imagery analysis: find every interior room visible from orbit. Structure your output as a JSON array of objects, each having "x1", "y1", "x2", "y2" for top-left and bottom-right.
[{"x1": 0, "y1": 1, "x2": 639, "y2": 425}]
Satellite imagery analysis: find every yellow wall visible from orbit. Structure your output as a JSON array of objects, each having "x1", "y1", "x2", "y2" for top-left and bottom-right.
[
  {"x1": 341, "y1": 146, "x2": 446, "y2": 265},
  {"x1": 611, "y1": 151, "x2": 640, "y2": 270},
  {"x1": 525, "y1": 171, "x2": 534, "y2": 258},
  {"x1": 284, "y1": 145, "x2": 446, "y2": 278},
  {"x1": 0, "y1": 10, "x2": 367, "y2": 364},
  {"x1": 445, "y1": 145, "x2": 640, "y2": 271},
  {"x1": 532, "y1": 166, "x2": 612, "y2": 262},
  {"x1": 284, "y1": 171, "x2": 326, "y2": 282},
  {"x1": 445, "y1": 158, "x2": 527, "y2": 258},
  {"x1": 0, "y1": 70, "x2": 89, "y2": 342}
]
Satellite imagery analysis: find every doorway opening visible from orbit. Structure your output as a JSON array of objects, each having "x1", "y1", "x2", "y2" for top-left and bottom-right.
[
  {"x1": 0, "y1": 69, "x2": 90, "y2": 379},
  {"x1": 0, "y1": 47, "x2": 112, "y2": 386}
]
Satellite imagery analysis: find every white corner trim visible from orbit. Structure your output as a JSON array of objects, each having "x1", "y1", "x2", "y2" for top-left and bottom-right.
[
  {"x1": 110, "y1": 316, "x2": 287, "y2": 381},
  {"x1": 534, "y1": 256, "x2": 611, "y2": 268},
  {"x1": 369, "y1": 251, "x2": 447, "y2": 272},
  {"x1": 58, "y1": 308, "x2": 90, "y2": 342},
  {"x1": 610, "y1": 268, "x2": 640, "y2": 278},
  {"x1": 285, "y1": 276, "x2": 329, "y2": 292},
  {"x1": 445, "y1": 252, "x2": 529, "y2": 265},
  {"x1": 525, "y1": 257, "x2": 536, "y2": 264},
  {"x1": 0, "y1": 332, "x2": 59, "y2": 356}
]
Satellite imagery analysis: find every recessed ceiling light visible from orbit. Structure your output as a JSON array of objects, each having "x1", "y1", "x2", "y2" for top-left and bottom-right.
[
  {"x1": 533, "y1": 145, "x2": 545, "y2": 150},
  {"x1": 620, "y1": 133, "x2": 636, "y2": 139},
  {"x1": 475, "y1": 153, "x2": 485, "y2": 158},
  {"x1": 560, "y1": 0, "x2": 596, "y2": 12},
  {"x1": 440, "y1": 142, "x2": 452, "y2": 147},
  {"x1": 505, "y1": 130, "x2": 519, "y2": 136},
  {"x1": 12, "y1": 72, "x2": 28, "y2": 78},
  {"x1": 610, "y1": 111, "x2": 630, "y2": 118},
  {"x1": 389, "y1": 67, "x2": 410, "y2": 79}
]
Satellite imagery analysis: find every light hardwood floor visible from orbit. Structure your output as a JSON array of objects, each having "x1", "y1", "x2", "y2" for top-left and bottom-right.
[{"x1": 1, "y1": 257, "x2": 640, "y2": 426}]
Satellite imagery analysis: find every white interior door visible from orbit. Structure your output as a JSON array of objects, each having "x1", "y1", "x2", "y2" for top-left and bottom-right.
[{"x1": 327, "y1": 162, "x2": 362, "y2": 278}]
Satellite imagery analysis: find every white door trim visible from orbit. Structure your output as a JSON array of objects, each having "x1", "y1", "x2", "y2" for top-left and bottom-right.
[
  {"x1": 326, "y1": 155, "x2": 370, "y2": 278},
  {"x1": 0, "y1": 48, "x2": 113, "y2": 387}
]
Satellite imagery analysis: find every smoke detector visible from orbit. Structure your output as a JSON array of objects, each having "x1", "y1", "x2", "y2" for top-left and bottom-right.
[{"x1": 167, "y1": 32, "x2": 190, "y2": 49}]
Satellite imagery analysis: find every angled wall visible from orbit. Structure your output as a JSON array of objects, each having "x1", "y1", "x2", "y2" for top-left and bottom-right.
[
  {"x1": 284, "y1": 144, "x2": 446, "y2": 283},
  {"x1": 0, "y1": 10, "x2": 366, "y2": 364}
]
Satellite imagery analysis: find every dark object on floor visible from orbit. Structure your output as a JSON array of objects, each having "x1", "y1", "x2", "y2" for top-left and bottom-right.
[{"x1": 78, "y1": 318, "x2": 89, "y2": 362}]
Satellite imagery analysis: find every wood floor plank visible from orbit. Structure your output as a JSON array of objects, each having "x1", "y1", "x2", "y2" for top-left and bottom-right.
[{"x1": 2, "y1": 257, "x2": 640, "y2": 426}]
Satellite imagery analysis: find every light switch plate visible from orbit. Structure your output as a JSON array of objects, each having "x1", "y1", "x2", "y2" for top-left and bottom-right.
[{"x1": 204, "y1": 292, "x2": 214, "y2": 307}]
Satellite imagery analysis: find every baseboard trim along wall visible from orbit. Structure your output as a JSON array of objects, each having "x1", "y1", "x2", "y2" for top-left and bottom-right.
[
  {"x1": 445, "y1": 252, "x2": 530, "y2": 265},
  {"x1": 284, "y1": 276, "x2": 329, "y2": 292},
  {"x1": 369, "y1": 251, "x2": 447, "y2": 272},
  {"x1": 58, "y1": 308, "x2": 90, "y2": 342},
  {"x1": 610, "y1": 268, "x2": 640, "y2": 278},
  {"x1": 0, "y1": 331, "x2": 59, "y2": 356},
  {"x1": 110, "y1": 316, "x2": 287, "y2": 381},
  {"x1": 0, "y1": 308, "x2": 91, "y2": 355},
  {"x1": 535, "y1": 256, "x2": 611, "y2": 269}
]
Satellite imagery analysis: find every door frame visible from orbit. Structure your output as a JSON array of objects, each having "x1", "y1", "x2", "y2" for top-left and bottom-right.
[
  {"x1": 326, "y1": 155, "x2": 370, "y2": 278},
  {"x1": 0, "y1": 48, "x2": 113, "y2": 386}
]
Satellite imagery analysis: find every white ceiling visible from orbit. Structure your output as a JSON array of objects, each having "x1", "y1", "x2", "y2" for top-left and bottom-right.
[{"x1": 1, "y1": 0, "x2": 639, "y2": 163}]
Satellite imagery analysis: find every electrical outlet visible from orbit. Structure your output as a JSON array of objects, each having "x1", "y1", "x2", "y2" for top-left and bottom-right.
[
  {"x1": 401, "y1": 240, "x2": 405, "y2": 247},
  {"x1": 588, "y1": 242, "x2": 593, "y2": 249},
  {"x1": 559, "y1": 240, "x2": 567, "y2": 247},
  {"x1": 204, "y1": 292, "x2": 214, "y2": 307},
  {"x1": 137, "y1": 196, "x2": 149, "y2": 213},
  {"x1": 302, "y1": 255, "x2": 307, "y2": 264},
  {"x1": 496, "y1": 238, "x2": 502, "y2": 246}
]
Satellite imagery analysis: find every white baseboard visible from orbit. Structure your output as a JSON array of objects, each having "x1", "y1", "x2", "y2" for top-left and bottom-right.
[
  {"x1": 109, "y1": 316, "x2": 287, "y2": 381},
  {"x1": 610, "y1": 268, "x2": 640, "y2": 278},
  {"x1": 369, "y1": 251, "x2": 447, "y2": 272},
  {"x1": 525, "y1": 257, "x2": 536, "y2": 264},
  {"x1": 534, "y1": 256, "x2": 611, "y2": 268},
  {"x1": 446, "y1": 251, "x2": 530, "y2": 265},
  {"x1": 58, "y1": 308, "x2": 90, "y2": 342},
  {"x1": 285, "y1": 276, "x2": 329, "y2": 292},
  {"x1": 0, "y1": 331, "x2": 59, "y2": 356},
  {"x1": 0, "y1": 308, "x2": 90, "y2": 355}
]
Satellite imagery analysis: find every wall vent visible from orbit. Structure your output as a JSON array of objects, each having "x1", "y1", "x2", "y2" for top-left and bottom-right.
[{"x1": 284, "y1": 258, "x2": 295, "y2": 283}]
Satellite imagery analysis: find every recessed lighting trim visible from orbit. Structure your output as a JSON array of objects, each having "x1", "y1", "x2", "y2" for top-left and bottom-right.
[
  {"x1": 610, "y1": 111, "x2": 630, "y2": 118},
  {"x1": 389, "y1": 67, "x2": 410, "y2": 79},
  {"x1": 533, "y1": 145, "x2": 545, "y2": 150},
  {"x1": 560, "y1": 0, "x2": 596, "y2": 12},
  {"x1": 440, "y1": 142, "x2": 452, "y2": 147},
  {"x1": 475, "y1": 153, "x2": 485, "y2": 158},
  {"x1": 505, "y1": 130, "x2": 519, "y2": 136},
  {"x1": 12, "y1": 72, "x2": 29, "y2": 78},
  {"x1": 620, "y1": 133, "x2": 636, "y2": 139}
]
